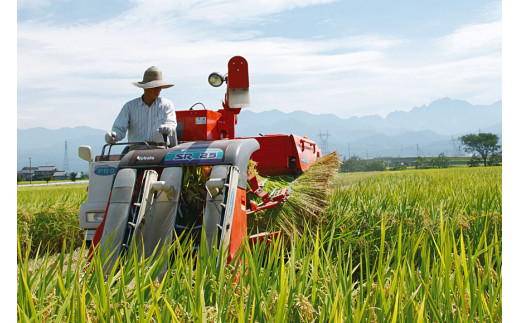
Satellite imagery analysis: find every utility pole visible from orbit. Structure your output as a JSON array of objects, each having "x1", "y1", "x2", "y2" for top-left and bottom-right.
[
  {"x1": 63, "y1": 140, "x2": 69, "y2": 172},
  {"x1": 29, "y1": 157, "x2": 32, "y2": 184}
]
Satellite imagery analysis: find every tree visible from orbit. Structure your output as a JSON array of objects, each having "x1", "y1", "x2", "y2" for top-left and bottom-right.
[
  {"x1": 69, "y1": 172, "x2": 78, "y2": 181},
  {"x1": 488, "y1": 151, "x2": 502, "y2": 166},
  {"x1": 80, "y1": 171, "x2": 89, "y2": 180},
  {"x1": 340, "y1": 156, "x2": 366, "y2": 172},
  {"x1": 414, "y1": 156, "x2": 430, "y2": 169},
  {"x1": 341, "y1": 156, "x2": 389, "y2": 173},
  {"x1": 365, "y1": 159, "x2": 388, "y2": 172},
  {"x1": 459, "y1": 133, "x2": 500, "y2": 166},
  {"x1": 468, "y1": 155, "x2": 481, "y2": 167},
  {"x1": 391, "y1": 163, "x2": 407, "y2": 171},
  {"x1": 42, "y1": 175, "x2": 53, "y2": 183},
  {"x1": 430, "y1": 152, "x2": 449, "y2": 168}
]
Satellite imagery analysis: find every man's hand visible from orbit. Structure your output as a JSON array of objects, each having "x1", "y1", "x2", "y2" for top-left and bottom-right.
[
  {"x1": 105, "y1": 131, "x2": 117, "y2": 144},
  {"x1": 157, "y1": 125, "x2": 172, "y2": 135}
]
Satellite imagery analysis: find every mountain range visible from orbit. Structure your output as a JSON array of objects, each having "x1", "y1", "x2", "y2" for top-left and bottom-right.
[{"x1": 17, "y1": 98, "x2": 502, "y2": 173}]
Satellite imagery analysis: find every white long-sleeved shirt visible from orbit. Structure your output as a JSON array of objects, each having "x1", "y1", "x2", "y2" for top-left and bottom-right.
[{"x1": 111, "y1": 96, "x2": 177, "y2": 143}]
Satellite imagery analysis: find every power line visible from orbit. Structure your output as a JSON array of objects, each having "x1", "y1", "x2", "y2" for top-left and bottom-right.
[
  {"x1": 29, "y1": 157, "x2": 32, "y2": 184},
  {"x1": 63, "y1": 140, "x2": 69, "y2": 172},
  {"x1": 416, "y1": 144, "x2": 425, "y2": 158},
  {"x1": 317, "y1": 129, "x2": 331, "y2": 155}
]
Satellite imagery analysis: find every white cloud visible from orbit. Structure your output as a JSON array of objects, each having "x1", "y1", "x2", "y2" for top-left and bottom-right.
[
  {"x1": 18, "y1": 0, "x2": 52, "y2": 10},
  {"x1": 17, "y1": 0, "x2": 502, "y2": 129},
  {"x1": 17, "y1": 0, "x2": 69, "y2": 10},
  {"x1": 250, "y1": 52, "x2": 501, "y2": 118},
  {"x1": 479, "y1": 1, "x2": 502, "y2": 21},
  {"x1": 127, "y1": 0, "x2": 338, "y2": 25},
  {"x1": 440, "y1": 21, "x2": 501, "y2": 55}
]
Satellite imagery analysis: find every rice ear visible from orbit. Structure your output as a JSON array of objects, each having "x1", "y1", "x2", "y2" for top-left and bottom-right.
[{"x1": 248, "y1": 152, "x2": 340, "y2": 239}]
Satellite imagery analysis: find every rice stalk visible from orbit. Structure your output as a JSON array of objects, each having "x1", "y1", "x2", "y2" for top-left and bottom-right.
[
  {"x1": 249, "y1": 152, "x2": 340, "y2": 238},
  {"x1": 17, "y1": 167, "x2": 501, "y2": 321}
]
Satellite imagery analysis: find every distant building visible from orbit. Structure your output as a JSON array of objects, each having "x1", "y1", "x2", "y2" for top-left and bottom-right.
[
  {"x1": 52, "y1": 171, "x2": 68, "y2": 180},
  {"x1": 17, "y1": 166, "x2": 69, "y2": 181},
  {"x1": 17, "y1": 167, "x2": 38, "y2": 181},
  {"x1": 33, "y1": 166, "x2": 57, "y2": 180}
]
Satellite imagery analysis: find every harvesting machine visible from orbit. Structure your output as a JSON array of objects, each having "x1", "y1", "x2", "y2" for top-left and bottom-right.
[{"x1": 78, "y1": 56, "x2": 322, "y2": 270}]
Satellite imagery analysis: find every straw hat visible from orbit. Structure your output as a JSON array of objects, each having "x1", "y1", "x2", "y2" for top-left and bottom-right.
[{"x1": 132, "y1": 66, "x2": 174, "y2": 89}]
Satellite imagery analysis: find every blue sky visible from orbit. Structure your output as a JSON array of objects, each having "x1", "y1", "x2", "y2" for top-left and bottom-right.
[{"x1": 16, "y1": 0, "x2": 503, "y2": 131}]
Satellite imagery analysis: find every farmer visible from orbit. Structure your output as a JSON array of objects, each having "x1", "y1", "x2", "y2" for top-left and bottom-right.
[{"x1": 105, "y1": 66, "x2": 177, "y2": 147}]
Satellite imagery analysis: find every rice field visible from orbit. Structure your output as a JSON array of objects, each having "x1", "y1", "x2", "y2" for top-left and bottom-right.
[
  {"x1": 17, "y1": 166, "x2": 502, "y2": 321},
  {"x1": 17, "y1": 184, "x2": 87, "y2": 257}
]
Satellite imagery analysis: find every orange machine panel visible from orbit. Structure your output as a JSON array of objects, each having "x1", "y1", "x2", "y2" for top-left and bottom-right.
[
  {"x1": 242, "y1": 134, "x2": 321, "y2": 176},
  {"x1": 227, "y1": 188, "x2": 248, "y2": 263},
  {"x1": 176, "y1": 110, "x2": 222, "y2": 141}
]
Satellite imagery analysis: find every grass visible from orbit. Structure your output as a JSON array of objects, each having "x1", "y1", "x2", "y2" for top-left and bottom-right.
[
  {"x1": 17, "y1": 184, "x2": 87, "y2": 257},
  {"x1": 17, "y1": 184, "x2": 88, "y2": 206},
  {"x1": 17, "y1": 166, "x2": 501, "y2": 321},
  {"x1": 333, "y1": 171, "x2": 384, "y2": 188},
  {"x1": 326, "y1": 167, "x2": 501, "y2": 275}
]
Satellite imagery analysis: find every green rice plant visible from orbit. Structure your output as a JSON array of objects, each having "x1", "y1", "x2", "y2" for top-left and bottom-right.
[
  {"x1": 333, "y1": 171, "x2": 384, "y2": 188},
  {"x1": 178, "y1": 166, "x2": 211, "y2": 222},
  {"x1": 19, "y1": 215, "x2": 501, "y2": 321},
  {"x1": 17, "y1": 184, "x2": 88, "y2": 210},
  {"x1": 17, "y1": 184, "x2": 87, "y2": 257},
  {"x1": 328, "y1": 167, "x2": 501, "y2": 260},
  {"x1": 17, "y1": 166, "x2": 501, "y2": 321}
]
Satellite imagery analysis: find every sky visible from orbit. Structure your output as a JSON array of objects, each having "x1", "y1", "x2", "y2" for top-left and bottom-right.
[{"x1": 16, "y1": 0, "x2": 504, "y2": 131}]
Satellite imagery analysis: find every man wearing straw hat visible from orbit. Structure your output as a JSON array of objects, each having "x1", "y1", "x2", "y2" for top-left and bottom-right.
[{"x1": 105, "y1": 66, "x2": 177, "y2": 147}]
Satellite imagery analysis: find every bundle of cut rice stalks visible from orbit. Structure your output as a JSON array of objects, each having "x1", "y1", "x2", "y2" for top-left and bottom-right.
[{"x1": 248, "y1": 151, "x2": 340, "y2": 238}]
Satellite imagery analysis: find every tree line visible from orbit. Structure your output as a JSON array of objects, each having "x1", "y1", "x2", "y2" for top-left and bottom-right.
[{"x1": 339, "y1": 132, "x2": 501, "y2": 172}]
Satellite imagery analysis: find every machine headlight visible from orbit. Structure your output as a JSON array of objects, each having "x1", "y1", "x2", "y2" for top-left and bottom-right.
[
  {"x1": 208, "y1": 72, "x2": 224, "y2": 87},
  {"x1": 86, "y1": 212, "x2": 105, "y2": 223}
]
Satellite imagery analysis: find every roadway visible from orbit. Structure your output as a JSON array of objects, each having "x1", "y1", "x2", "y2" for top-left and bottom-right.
[{"x1": 17, "y1": 181, "x2": 89, "y2": 187}]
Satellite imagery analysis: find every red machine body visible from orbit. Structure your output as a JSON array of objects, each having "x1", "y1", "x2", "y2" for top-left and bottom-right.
[
  {"x1": 246, "y1": 134, "x2": 321, "y2": 176},
  {"x1": 176, "y1": 108, "x2": 240, "y2": 141},
  {"x1": 175, "y1": 56, "x2": 321, "y2": 177}
]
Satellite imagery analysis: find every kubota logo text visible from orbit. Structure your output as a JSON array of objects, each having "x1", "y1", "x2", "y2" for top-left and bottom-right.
[{"x1": 137, "y1": 156, "x2": 155, "y2": 161}]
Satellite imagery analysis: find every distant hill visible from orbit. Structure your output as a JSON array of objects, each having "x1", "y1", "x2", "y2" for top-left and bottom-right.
[
  {"x1": 17, "y1": 98, "x2": 502, "y2": 172},
  {"x1": 236, "y1": 98, "x2": 502, "y2": 137},
  {"x1": 236, "y1": 98, "x2": 501, "y2": 158},
  {"x1": 384, "y1": 98, "x2": 502, "y2": 135}
]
